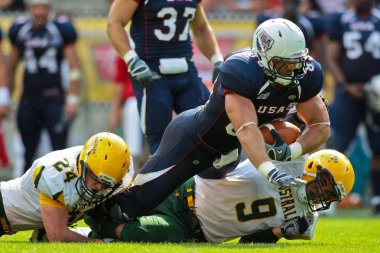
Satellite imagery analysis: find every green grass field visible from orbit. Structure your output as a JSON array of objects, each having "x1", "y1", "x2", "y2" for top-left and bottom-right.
[{"x1": 0, "y1": 210, "x2": 379, "y2": 253}]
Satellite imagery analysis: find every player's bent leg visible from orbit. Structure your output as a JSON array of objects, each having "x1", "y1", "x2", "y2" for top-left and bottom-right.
[{"x1": 116, "y1": 215, "x2": 191, "y2": 243}]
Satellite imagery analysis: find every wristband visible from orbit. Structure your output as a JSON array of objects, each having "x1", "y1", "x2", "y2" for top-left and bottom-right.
[
  {"x1": 258, "y1": 161, "x2": 276, "y2": 178},
  {"x1": 289, "y1": 141, "x2": 303, "y2": 160},
  {"x1": 0, "y1": 87, "x2": 10, "y2": 106},
  {"x1": 123, "y1": 50, "x2": 138, "y2": 64},
  {"x1": 69, "y1": 69, "x2": 82, "y2": 81},
  {"x1": 66, "y1": 94, "x2": 79, "y2": 106},
  {"x1": 210, "y1": 53, "x2": 224, "y2": 65}
]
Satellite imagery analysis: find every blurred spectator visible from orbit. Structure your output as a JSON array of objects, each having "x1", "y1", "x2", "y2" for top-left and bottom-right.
[
  {"x1": 107, "y1": 0, "x2": 222, "y2": 154},
  {"x1": 7, "y1": 0, "x2": 81, "y2": 172},
  {"x1": 108, "y1": 57, "x2": 144, "y2": 167},
  {"x1": 325, "y1": 0, "x2": 380, "y2": 214}
]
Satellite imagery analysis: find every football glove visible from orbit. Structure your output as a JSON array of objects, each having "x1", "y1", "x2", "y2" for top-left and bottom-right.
[
  {"x1": 30, "y1": 228, "x2": 49, "y2": 243},
  {"x1": 125, "y1": 51, "x2": 160, "y2": 86},
  {"x1": 267, "y1": 167, "x2": 306, "y2": 187},
  {"x1": 266, "y1": 129, "x2": 293, "y2": 161},
  {"x1": 212, "y1": 60, "x2": 223, "y2": 83},
  {"x1": 109, "y1": 203, "x2": 132, "y2": 223},
  {"x1": 281, "y1": 215, "x2": 311, "y2": 239}
]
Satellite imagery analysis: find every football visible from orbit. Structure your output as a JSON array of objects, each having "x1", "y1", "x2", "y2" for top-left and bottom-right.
[{"x1": 259, "y1": 120, "x2": 301, "y2": 145}]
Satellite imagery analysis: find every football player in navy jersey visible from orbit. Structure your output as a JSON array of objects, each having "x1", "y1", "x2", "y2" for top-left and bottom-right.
[
  {"x1": 7, "y1": 0, "x2": 81, "y2": 173},
  {"x1": 325, "y1": 0, "x2": 380, "y2": 214},
  {"x1": 99, "y1": 18, "x2": 330, "y2": 221},
  {"x1": 107, "y1": 0, "x2": 223, "y2": 154}
]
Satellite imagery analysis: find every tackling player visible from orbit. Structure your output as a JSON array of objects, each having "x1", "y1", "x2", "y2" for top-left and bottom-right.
[
  {"x1": 99, "y1": 18, "x2": 330, "y2": 221},
  {"x1": 0, "y1": 132, "x2": 134, "y2": 242},
  {"x1": 83, "y1": 149, "x2": 354, "y2": 243}
]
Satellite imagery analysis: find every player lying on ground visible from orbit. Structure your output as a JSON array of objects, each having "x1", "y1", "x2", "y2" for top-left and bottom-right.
[
  {"x1": 0, "y1": 132, "x2": 134, "y2": 242},
  {"x1": 80, "y1": 149, "x2": 354, "y2": 243}
]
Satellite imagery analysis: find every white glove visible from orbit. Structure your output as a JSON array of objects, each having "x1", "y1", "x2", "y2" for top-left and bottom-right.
[
  {"x1": 258, "y1": 161, "x2": 306, "y2": 188},
  {"x1": 124, "y1": 50, "x2": 160, "y2": 86},
  {"x1": 267, "y1": 167, "x2": 306, "y2": 187}
]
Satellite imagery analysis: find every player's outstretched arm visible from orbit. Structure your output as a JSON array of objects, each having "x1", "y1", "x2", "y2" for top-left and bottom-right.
[
  {"x1": 40, "y1": 203, "x2": 101, "y2": 242},
  {"x1": 239, "y1": 216, "x2": 310, "y2": 243},
  {"x1": 225, "y1": 92, "x2": 305, "y2": 187}
]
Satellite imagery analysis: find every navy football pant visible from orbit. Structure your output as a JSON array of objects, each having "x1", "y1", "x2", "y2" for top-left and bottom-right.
[
  {"x1": 17, "y1": 97, "x2": 69, "y2": 172},
  {"x1": 131, "y1": 61, "x2": 210, "y2": 154},
  {"x1": 105, "y1": 108, "x2": 240, "y2": 219}
]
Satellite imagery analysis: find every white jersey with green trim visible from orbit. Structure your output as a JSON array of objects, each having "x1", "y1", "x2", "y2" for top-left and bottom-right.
[
  {"x1": 0, "y1": 146, "x2": 135, "y2": 232},
  {"x1": 194, "y1": 156, "x2": 318, "y2": 243}
]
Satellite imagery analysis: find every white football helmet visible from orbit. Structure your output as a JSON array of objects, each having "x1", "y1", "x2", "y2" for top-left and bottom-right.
[
  {"x1": 365, "y1": 74, "x2": 380, "y2": 112},
  {"x1": 253, "y1": 18, "x2": 309, "y2": 86}
]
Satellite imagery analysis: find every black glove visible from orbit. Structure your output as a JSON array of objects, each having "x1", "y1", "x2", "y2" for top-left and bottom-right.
[
  {"x1": 266, "y1": 129, "x2": 292, "y2": 161},
  {"x1": 281, "y1": 215, "x2": 311, "y2": 239},
  {"x1": 30, "y1": 228, "x2": 48, "y2": 242},
  {"x1": 267, "y1": 167, "x2": 306, "y2": 187},
  {"x1": 126, "y1": 52, "x2": 160, "y2": 86},
  {"x1": 212, "y1": 61, "x2": 223, "y2": 83},
  {"x1": 109, "y1": 204, "x2": 132, "y2": 223}
]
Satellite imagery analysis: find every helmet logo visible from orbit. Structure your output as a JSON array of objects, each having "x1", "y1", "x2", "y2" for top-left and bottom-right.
[
  {"x1": 257, "y1": 30, "x2": 274, "y2": 52},
  {"x1": 92, "y1": 137, "x2": 99, "y2": 155}
]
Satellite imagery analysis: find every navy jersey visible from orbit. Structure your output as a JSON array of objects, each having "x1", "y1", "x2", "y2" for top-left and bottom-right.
[
  {"x1": 0, "y1": 27, "x2": 2, "y2": 41},
  {"x1": 195, "y1": 48, "x2": 323, "y2": 153},
  {"x1": 326, "y1": 9, "x2": 380, "y2": 83},
  {"x1": 130, "y1": 0, "x2": 200, "y2": 60},
  {"x1": 8, "y1": 16, "x2": 77, "y2": 97}
]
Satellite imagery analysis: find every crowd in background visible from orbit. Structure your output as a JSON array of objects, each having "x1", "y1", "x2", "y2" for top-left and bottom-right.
[{"x1": 1, "y1": 0, "x2": 380, "y2": 215}]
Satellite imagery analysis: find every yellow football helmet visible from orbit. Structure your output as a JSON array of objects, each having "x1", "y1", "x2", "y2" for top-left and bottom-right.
[
  {"x1": 300, "y1": 149, "x2": 355, "y2": 211},
  {"x1": 75, "y1": 132, "x2": 131, "y2": 204}
]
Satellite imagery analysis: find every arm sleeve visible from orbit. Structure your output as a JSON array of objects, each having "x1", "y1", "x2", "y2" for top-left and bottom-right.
[
  {"x1": 40, "y1": 193, "x2": 66, "y2": 209},
  {"x1": 220, "y1": 57, "x2": 257, "y2": 99},
  {"x1": 8, "y1": 23, "x2": 22, "y2": 46},
  {"x1": 239, "y1": 228, "x2": 279, "y2": 244},
  {"x1": 56, "y1": 20, "x2": 78, "y2": 45},
  {"x1": 299, "y1": 59, "x2": 324, "y2": 102},
  {"x1": 33, "y1": 165, "x2": 66, "y2": 206}
]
